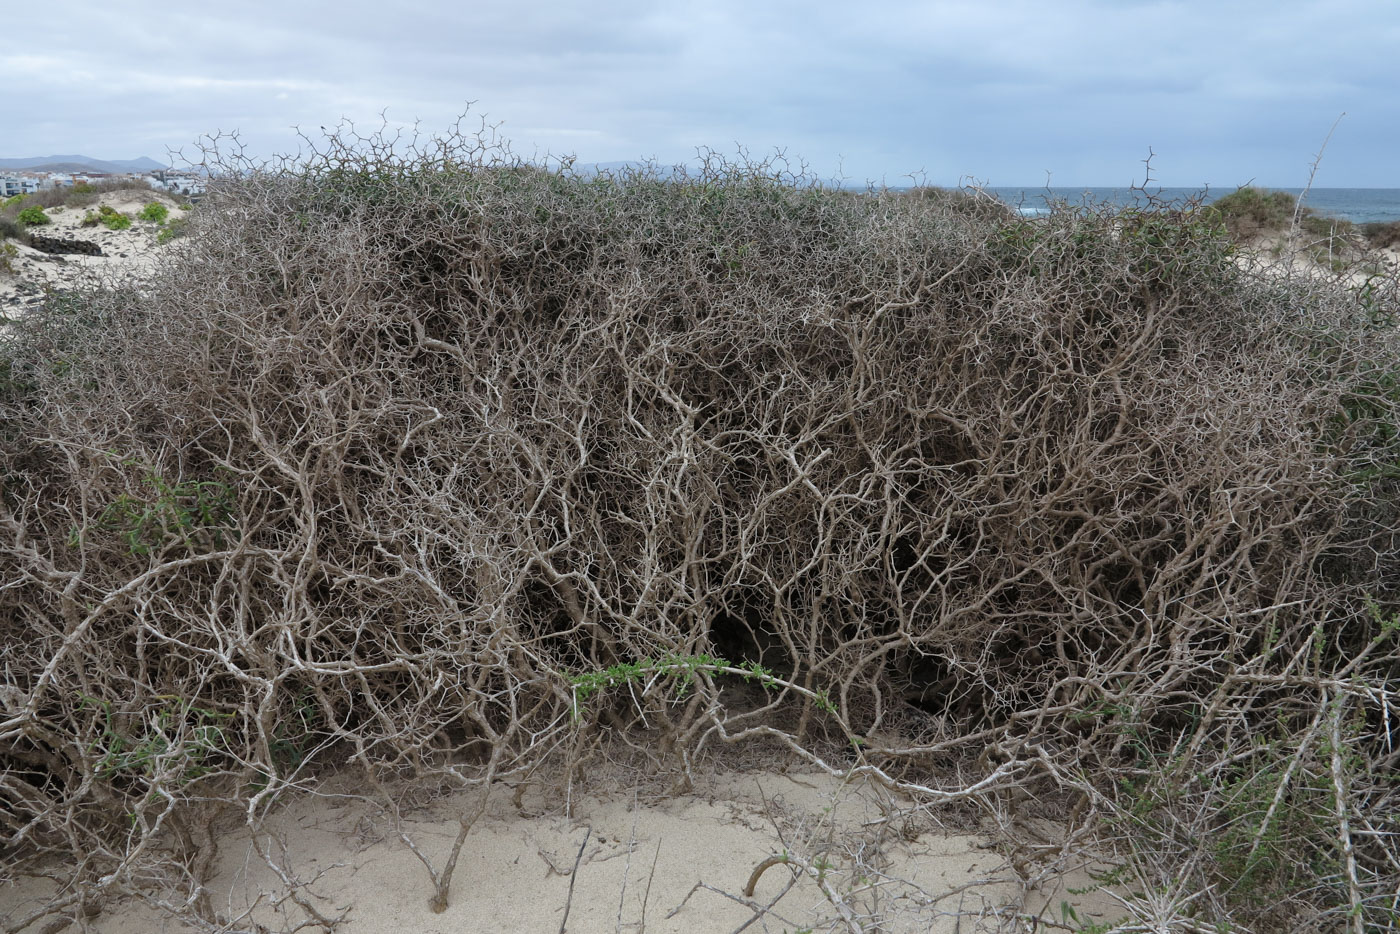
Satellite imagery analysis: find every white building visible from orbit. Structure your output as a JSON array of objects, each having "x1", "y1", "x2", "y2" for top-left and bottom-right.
[
  {"x1": 161, "y1": 174, "x2": 206, "y2": 196},
  {"x1": 1, "y1": 176, "x2": 41, "y2": 197}
]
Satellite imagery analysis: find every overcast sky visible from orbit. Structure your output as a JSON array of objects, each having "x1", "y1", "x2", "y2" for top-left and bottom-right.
[{"x1": 5, "y1": 0, "x2": 1397, "y2": 187}]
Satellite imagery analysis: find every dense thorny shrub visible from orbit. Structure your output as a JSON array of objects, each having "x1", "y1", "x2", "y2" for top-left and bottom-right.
[
  {"x1": 2, "y1": 125, "x2": 1398, "y2": 931},
  {"x1": 1205, "y1": 185, "x2": 1300, "y2": 236}
]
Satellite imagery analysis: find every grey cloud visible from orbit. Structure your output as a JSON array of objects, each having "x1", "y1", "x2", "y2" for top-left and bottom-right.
[{"x1": 4, "y1": 0, "x2": 1396, "y2": 185}]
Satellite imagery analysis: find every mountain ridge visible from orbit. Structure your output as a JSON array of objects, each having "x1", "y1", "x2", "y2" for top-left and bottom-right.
[{"x1": 0, "y1": 155, "x2": 169, "y2": 173}]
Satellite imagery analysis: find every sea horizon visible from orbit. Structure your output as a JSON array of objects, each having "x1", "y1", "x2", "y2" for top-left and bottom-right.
[{"x1": 975, "y1": 186, "x2": 1400, "y2": 224}]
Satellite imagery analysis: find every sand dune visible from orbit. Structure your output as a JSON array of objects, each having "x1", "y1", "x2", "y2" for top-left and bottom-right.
[{"x1": 0, "y1": 191, "x2": 183, "y2": 320}]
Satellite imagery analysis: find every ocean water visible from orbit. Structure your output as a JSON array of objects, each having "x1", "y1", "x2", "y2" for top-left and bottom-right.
[{"x1": 982, "y1": 187, "x2": 1400, "y2": 224}]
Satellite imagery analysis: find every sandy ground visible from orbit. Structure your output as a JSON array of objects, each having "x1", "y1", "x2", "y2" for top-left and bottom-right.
[
  {"x1": 1, "y1": 769, "x2": 1123, "y2": 934},
  {"x1": 0, "y1": 190, "x2": 184, "y2": 320},
  {"x1": 1233, "y1": 232, "x2": 1400, "y2": 286}
]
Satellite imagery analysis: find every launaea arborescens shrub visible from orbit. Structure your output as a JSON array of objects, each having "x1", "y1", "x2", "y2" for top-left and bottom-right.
[{"x1": 2, "y1": 124, "x2": 1398, "y2": 931}]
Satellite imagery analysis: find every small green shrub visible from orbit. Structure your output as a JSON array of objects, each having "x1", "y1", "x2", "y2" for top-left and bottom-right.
[
  {"x1": 567, "y1": 653, "x2": 832, "y2": 722},
  {"x1": 80, "y1": 211, "x2": 101, "y2": 227},
  {"x1": 156, "y1": 216, "x2": 189, "y2": 244},
  {"x1": 1205, "y1": 187, "x2": 1361, "y2": 256},
  {"x1": 73, "y1": 467, "x2": 237, "y2": 555},
  {"x1": 17, "y1": 205, "x2": 50, "y2": 226},
  {"x1": 101, "y1": 211, "x2": 133, "y2": 231},
  {"x1": 0, "y1": 241, "x2": 18, "y2": 275},
  {"x1": 79, "y1": 694, "x2": 233, "y2": 783},
  {"x1": 1205, "y1": 187, "x2": 1298, "y2": 236},
  {"x1": 139, "y1": 202, "x2": 169, "y2": 224},
  {"x1": 98, "y1": 204, "x2": 118, "y2": 217},
  {"x1": 3, "y1": 193, "x2": 28, "y2": 209},
  {"x1": 1362, "y1": 221, "x2": 1400, "y2": 250},
  {"x1": 71, "y1": 183, "x2": 94, "y2": 194},
  {"x1": 0, "y1": 215, "x2": 27, "y2": 241}
]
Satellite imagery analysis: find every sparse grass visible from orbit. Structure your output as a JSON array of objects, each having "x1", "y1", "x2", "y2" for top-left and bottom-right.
[
  {"x1": 1300, "y1": 212, "x2": 1355, "y2": 239},
  {"x1": 0, "y1": 240, "x2": 18, "y2": 275}
]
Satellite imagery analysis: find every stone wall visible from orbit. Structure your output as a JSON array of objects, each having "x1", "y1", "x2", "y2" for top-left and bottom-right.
[{"x1": 29, "y1": 233, "x2": 103, "y2": 256}]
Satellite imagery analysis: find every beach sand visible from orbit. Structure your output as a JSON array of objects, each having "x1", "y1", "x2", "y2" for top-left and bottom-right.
[{"x1": 1, "y1": 768, "x2": 1122, "y2": 933}]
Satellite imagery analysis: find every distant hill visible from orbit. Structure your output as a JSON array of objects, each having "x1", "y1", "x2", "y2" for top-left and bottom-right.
[
  {"x1": 7, "y1": 162, "x2": 114, "y2": 174},
  {"x1": 0, "y1": 155, "x2": 168, "y2": 173}
]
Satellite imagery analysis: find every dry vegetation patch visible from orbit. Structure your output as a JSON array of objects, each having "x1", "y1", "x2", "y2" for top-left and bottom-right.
[
  {"x1": 1203, "y1": 185, "x2": 1400, "y2": 280},
  {"x1": 2, "y1": 127, "x2": 1399, "y2": 933}
]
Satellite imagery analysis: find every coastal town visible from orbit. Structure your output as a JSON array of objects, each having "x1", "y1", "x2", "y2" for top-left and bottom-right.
[{"x1": 0, "y1": 167, "x2": 205, "y2": 200}]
